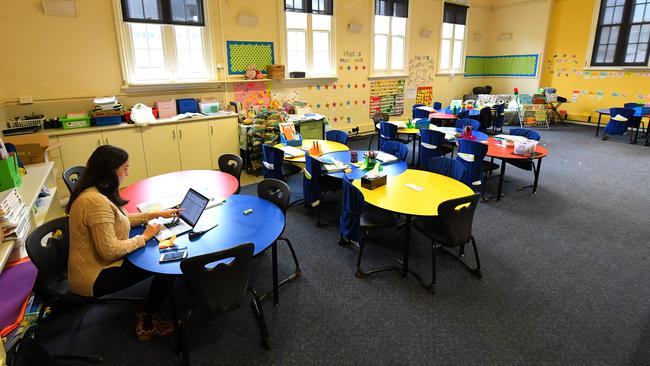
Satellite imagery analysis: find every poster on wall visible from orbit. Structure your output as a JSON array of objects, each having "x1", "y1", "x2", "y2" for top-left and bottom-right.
[
  {"x1": 369, "y1": 79, "x2": 405, "y2": 116},
  {"x1": 233, "y1": 82, "x2": 271, "y2": 108},
  {"x1": 226, "y1": 40, "x2": 274, "y2": 75},
  {"x1": 519, "y1": 104, "x2": 548, "y2": 128},
  {"x1": 415, "y1": 86, "x2": 433, "y2": 106}
]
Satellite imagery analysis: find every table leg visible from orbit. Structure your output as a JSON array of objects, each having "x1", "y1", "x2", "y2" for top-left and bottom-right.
[
  {"x1": 496, "y1": 161, "x2": 506, "y2": 201},
  {"x1": 272, "y1": 242, "x2": 279, "y2": 306},
  {"x1": 533, "y1": 158, "x2": 543, "y2": 193},
  {"x1": 402, "y1": 215, "x2": 412, "y2": 279},
  {"x1": 412, "y1": 135, "x2": 417, "y2": 166},
  {"x1": 596, "y1": 113, "x2": 602, "y2": 137}
]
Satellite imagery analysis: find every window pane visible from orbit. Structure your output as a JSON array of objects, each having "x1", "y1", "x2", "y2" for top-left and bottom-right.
[
  {"x1": 374, "y1": 34, "x2": 388, "y2": 70},
  {"x1": 175, "y1": 26, "x2": 205, "y2": 77},
  {"x1": 442, "y1": 23, "x2": 453, "y2": 38},
  {"x1": 605, "y1": 45, "x2": 616, "y2": 62},
  {"x1": 130, "y1": 23, "x2": 166, "y2": 80},
  {"x1": 286, "y1": 11, "x2": 307, "y2": 29},
  {"x1": 616, "y1": 0, "x2": 625, "y2": 5},
  {"x1": 629, "y1": 25, "x2": 641, "y2": 43},
  {"x1": 606, "y1": 0, "x2": 614, "y2": 5},
  {"x1": 646, "y1": 4, "x2": 650, "y2": 21},
  {"x1": 626, "y1": 44, "x2": 637, "y2": 62},
  {"x1": 440, "y1": 39, "x2": 451, "y2": 69},
  {"x1": 375, "y1": 15, "x2": 390, "y2": 34},
  {"x1": 596, "y1": 45, "x2": 607, "y2": 62},
  {"x1": 312, "y1": 30, "x2": 331, "y2": 73},
  {"x1": 640, "y1": 24, "x2": 650, "y2": 42},
  {"x1": 287, "y1": 30, "x2": 306, "y2": 72},
  {"x1": 603, "y1": 7, "x2": 613, "y2": 24},
  {"x1": 127, "y1": 0, "x2": 161, "y2": 21},
  {"x1": 636, "y1": 43, "x2": 648, "y2": 62},
  {"x1": 634, "y1": 4, "x2": 645, "y2": 22},
  {"x1": 286, "y1": 0, "x2": 302, "y2": 11},
  {"x1": 454, "y1": 24, "x2": 465, "y2": 40},
  {"x1": 613, "y1": 5, "x2": 623, "y2": 23},
  {"x1": 600, "y1": 27, "x2": 611, "y2": 44},
  {"x1": 609, "y1": 26, "x2": 619, "y2": 43},
  {"x1": 391, "y1": 36, "x2": 404, "y2": 69},
  {"x1": 392, "y1": 16, "x2": 406, "y2": 36},
  {"x1": 452, "y1": 40, "x2": 463, "y2": 69},
  {"x1": 171, "y1": 0, "x2": 201, "y2": 23},
  {"x1": 312, "y1": 14, "x2": 331, "y2": 30}
]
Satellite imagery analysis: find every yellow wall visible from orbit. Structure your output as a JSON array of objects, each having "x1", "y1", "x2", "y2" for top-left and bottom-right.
[{"x1": 541, "y1": 0, "x2": 649, "y2": 123}]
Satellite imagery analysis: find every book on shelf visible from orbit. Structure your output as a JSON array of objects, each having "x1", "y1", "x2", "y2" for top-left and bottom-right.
[{"x1": 0, "y1": 188, "x2": 30, "y2": 263}]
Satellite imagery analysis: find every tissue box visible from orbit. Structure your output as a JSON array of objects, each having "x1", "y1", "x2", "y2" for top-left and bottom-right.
[
  {"x1": 156, "y1": 99, "x2": 177, "y2": 119},
  {"x1": 361, "y1": 175, "x2": 386, "y2": 190}
]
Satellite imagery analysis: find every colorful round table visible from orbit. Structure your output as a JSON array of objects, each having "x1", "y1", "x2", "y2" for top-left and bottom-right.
[
  {"x1": 353, "y1": 169, "x2": 474, "y2": 279},
  {"x1": 319, "y1": 150, "x2": 408, "y2": 180},
  {"x1": 275, "y1": 139, "x2": 349, "y2": 164}
]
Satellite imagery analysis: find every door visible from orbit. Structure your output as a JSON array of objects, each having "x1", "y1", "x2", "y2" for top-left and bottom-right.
[
  {"x1": 177, "y1": 121, "x2": 212, "y2": 171},
  {"x1": 208, "y1": 117, "x2": 240, "y2": 170},
  {"x1": 102, "y1": 128, "x2": 148, "y2": 187},
  {"x1": 141, "y1": 124, "x2": 181, "y2": 177}
]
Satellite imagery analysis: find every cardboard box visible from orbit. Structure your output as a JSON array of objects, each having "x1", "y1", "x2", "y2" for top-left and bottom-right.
[{"x1": 2, "y1": 133, "x2": 63, "y2": 164}]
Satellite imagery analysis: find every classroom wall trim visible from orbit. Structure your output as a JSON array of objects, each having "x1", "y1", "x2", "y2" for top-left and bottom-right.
[{"x1": 464, "y1": 54, "x2": 539, "y2": 77}]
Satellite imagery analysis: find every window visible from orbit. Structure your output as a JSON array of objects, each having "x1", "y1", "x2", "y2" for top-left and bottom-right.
[
  {"x1": 373, "y1": 0, "x2": 409, "y2": 72},
  {"x1": 284, "y1": 0, "x2": 334, "y2": 76},
  {"x1": 439, "y1": 2, "x2": 467, "y2": 73},
  {"x1": 592, "y1": 0, "x2": 650, "y2": 66},
  {"x1": 118, "y1": 0, "x2": 213, "y2": 83}
]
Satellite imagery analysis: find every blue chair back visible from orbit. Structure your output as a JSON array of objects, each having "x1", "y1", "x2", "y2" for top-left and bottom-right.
[
  {"x1": 478, "y1": 107, "x2": 492, "y2": 132},
  {"x1": 494, "y1": 103, "x2": 505, "y2": 130},
  {"x1": 456, "y1": 139, "x2": 488, "y2": 187},
  {"x1": 340, "y1": 178, "x2": 363, "y2": 244},
  {"x1": 261, "y1": 144, "x2": 285, "y2": 180},
  {"x1": 419, "y1": 129, "x2": 449, "y2": 167},
  {"x1": 458, "y1": 110, "x2": 470, "y2": 119},
  {"x1": 427, "y1": 157, "x2": 465, "y2": 181},
  {"x1": 433, "y1": 102, "x2": 442, "y2": 111},
  {"x1": 412, "y1": 104, "x2": 429, "y2": 119},
  {"x1": 381, "y1": 140, "x2": 409, "y2": 162},
  {"x1": 303, "y1": 153, "x2": 324, "y2": 207},
  {"x1": 605, "y1": 107, "x2": 636, "y2": 135},
  {"x1": 379, "y1": 121, "x2": 398, "y2": 147},
  {"x1": 624, "y1": 102, "x2": 641, "y2": 109},
  {"x1": 414, "y1": 119, "x2": 430, "y2": 129},
  {"x1": 509, "y1": 128, "x2": 541, "y2": 141},
  {"x1": 456, "y1": 118, "x2": 480, "y2": 131},
  {"x1": 326, "y1": 130, "x2": 349, "y2": 145}
]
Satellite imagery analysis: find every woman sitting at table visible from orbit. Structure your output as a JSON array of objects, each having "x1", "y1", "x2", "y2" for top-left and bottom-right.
[{"x1": 66, "y1": 145, "x2": 180, "y2": 341}]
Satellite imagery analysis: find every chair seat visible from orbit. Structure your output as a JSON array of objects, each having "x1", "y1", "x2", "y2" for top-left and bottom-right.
[
  {"x1": 282, "y1": 163, "x2": 303, "y2": 178},
  {"x1": 482, "y1": 160, "x2": 500, "y2": 172},
  {"x1": 412, "y1": 217, "x2": 452, "y2": 245},
  {"x1": 360, "y1": 205, "x2": 398, "y2": 228}
]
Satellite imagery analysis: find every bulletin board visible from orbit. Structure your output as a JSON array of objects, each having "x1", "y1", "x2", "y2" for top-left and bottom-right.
[
  {"x1": 226, "y1": 41, "x2": 275, "y2": 75},
  {"x1": 415, "y1": 86, "x2": 433, "y2": 106},
  {"x1": 233, "y1": 82, "x2": 271, "y2": 108},
  {"x1": 369, "y1": 79, "x2": 405, "y2": 116},
  {"x1": 464, "y1": 54, "x2": 539, "y2": 77}
]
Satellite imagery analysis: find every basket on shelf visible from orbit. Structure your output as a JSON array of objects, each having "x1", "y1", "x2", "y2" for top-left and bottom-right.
[{"x1": 6, "y1": 117, "x2": 45, "y2": 130}]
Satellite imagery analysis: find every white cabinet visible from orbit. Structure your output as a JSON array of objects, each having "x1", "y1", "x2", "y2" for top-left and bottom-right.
[
  {"x1": 141, "y1": 124, "x2": 182, "y2": 177},
  {"x1": 208, "y1": 117, "x2": 239, "y2": 170},
  {"x1": 177, "y1": 121, "x2": 212, "y2": 171},
  {"x1": 57, "y1": 132, "x2": 102, "y2": 169},
  {"x1": 102, "y1": 128, "x2": 148, "y2": 187}
]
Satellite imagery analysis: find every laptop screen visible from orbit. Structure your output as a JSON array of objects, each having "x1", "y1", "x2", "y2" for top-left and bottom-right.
[{"x1": 178, "y1": 189, "x2": 210, "y2": 227}]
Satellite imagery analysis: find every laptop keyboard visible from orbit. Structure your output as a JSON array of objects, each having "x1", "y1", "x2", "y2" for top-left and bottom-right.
[{"x1": 164, "y1": 219, "x2": 180, "y2": 229}]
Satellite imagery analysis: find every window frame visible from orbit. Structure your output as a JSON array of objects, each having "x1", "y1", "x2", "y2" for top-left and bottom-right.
[
  {"x1": 282, "y1": 7, "x2": 335, "y2": 77},
  {"x1": 371, "y1": 4, "x2": 409, "y2": 75},
  {"x1": 120, "y1": 0, "x2": 205, "y2": 26},
  {"x1": 437, "y1": 2, "x2": 468, "y2": 75},
  {"x1": 113, "y1": 0, "x2": 216, "y2": 87},
  {"x1": 590, "y1": 0, "x2": 650, "y2": 68}
]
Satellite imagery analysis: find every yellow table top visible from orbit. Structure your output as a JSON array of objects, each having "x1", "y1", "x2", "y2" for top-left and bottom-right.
[
  {"x1": 353, "y1": 169, "x2": 474, "y2": 216},
  {"x1": 375, "y1": 121, "x2": 431, "y2": 135},
  {"x1": 275, "y1": 139, "x2": 349, "y2": 163}
]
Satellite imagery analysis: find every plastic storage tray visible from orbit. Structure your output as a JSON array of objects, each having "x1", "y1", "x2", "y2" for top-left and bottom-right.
[{"x1": 60, "y1": 115, "x2": 91, "y2": 129}]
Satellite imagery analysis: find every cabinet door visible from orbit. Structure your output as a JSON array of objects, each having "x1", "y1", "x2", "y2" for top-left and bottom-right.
[
  {"x1": 208, "y1": 117, "x2": 240, "y2": 170},
  {"x1": 58, "y1": 132, "x2": 103, "y2": 169},
  {"x1": 141, "y1": 124, "x2": 182, "y2": 177},
  {"x1": 177, "y1": 121, "x2": 212, "y2": 170},
  {"x1": 102, "y1": 128, "x2": 148, "y2": 187}
]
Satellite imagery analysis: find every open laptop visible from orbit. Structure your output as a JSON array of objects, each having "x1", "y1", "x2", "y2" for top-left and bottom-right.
[{"x1": 154, "y1": 188, "x2": 210, "y2": 241}]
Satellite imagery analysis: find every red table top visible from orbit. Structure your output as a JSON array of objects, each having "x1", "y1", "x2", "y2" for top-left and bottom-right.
[
  {"x1": 429, "y1": 112, "x2": 458, "y2": 120},
  {"x1": 120, "y1": 170, "x2": 238, "y2": 213},
  {"x1": 485, "y1": 137, "x2": 549, "y2": 160}
]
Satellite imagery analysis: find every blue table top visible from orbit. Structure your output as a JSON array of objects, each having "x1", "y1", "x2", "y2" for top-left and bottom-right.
[
  {"x1": 319, "y1": 150, "x2": 408, "y2": 180},
  {"x1": 127, "y1": 195, "x2": 284, "y2": 275},
  {"x1": 442, "y1": 108, "x2": 480, "y2": 116}
]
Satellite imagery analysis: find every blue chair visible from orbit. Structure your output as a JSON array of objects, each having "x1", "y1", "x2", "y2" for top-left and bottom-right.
[
  {"x1": 458, "y1": 110, "x2": 470, "y2": 119},
  {"x1": 427, "y1": 157, "x2": 465, "y2": 181},
  {"x1": 418, "y1": 129, "x2": 453, "y2": 168},
  {"x1": 493, "y1": 103, "x2": 505, "y2": 133},
  {"x1": 380, "y1": 140, "x2": 409, "y2": 162},
  {"x1": 339, "y1": 178, "x2": 398, "y2": 277},
  {"x1": 506, "y1": 128, "x2": 541, "y2": 172},
  {"x1": 379, "y1": 121, "x2": 409, "y2": 148},
  {"x1": 456, "y1": 118, "x2": 481, "y2": 131},
  {"x1": 303, "y1": 153, "x2": 341, "y2": 226},
  {"x1": 326, "y1": 130, "x2": 349, "y2": 145},
  {"x1": 412, "y1": 104, "x2": 429, "y2": 119},
  {"x1": 477, "y1": 107, "x2": 492, "y2": 133},
  {"x1": 603, "y1": 107, "x2": 636, "y2": 141},
  {"x1": 623, "y1": 103, "x2": 645, "y2": 142},
  {"x1": 433, "y1": 102, "x2": 442, "y2": 111},
  {"x1": 456, "y1": 139, "x2": 488, "y2": 194},
  {"x1": 369, "y1": 112, "x2": 390, "y2": 150},
  {"x1": 261, "y1": 144, "x2": 302, "y2": 181}
]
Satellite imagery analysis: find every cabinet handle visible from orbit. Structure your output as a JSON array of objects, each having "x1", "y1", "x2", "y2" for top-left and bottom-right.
[
  {"x1": 105, "y1": 138, "x2": 109, "y2": 145},
  {"x1": 179, "y1": 130, "x2": 183, "y2": 139},
  {"x1": 172, "y1": 130, "x2": 176, "y2": 140},
  {"x1": 210, "y1": 126, "x2": 214, "y2": 135},
  {"x1": 97, "y1": 139, "x2": 100, "y2": 147}
]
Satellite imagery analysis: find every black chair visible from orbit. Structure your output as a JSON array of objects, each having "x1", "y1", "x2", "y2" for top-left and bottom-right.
[
  {"x1": 179, "y1": 243, "x2": 269, "y2": 365},
  {"x1": 62, "y1": 166, "x2": 85, "y2": 194},
  {"x1": 257, "y1": 178, "x2": 301, "y2": 304},
  {"x1": 412, "y1": 194, "x2": 482, "y2": 294},
  {"x1": 25, "y1": 217, "x2": 140, "y2": 363},
  {"x1": 368, "y1": 112, "x2": 390, "y2": 150},
  {"x1": 218, "y1": 153, "x2": 243, "y2": 194},
  {"x1": 11, "y1": 336, "x2": 103, "y2": 366}
]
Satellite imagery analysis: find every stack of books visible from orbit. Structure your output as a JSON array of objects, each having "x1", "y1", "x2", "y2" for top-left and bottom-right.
[
  {"x1": 0, "y1": 188, "x2": 31, "y2": 267},
  {"x1": 92, "y1": 95, "x2": 123, "y2": 113}
]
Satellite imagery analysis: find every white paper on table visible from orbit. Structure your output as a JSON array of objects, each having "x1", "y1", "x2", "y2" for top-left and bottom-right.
[
  {"x1": 405, "y1": 183, "x2": 424, "y2": 191},
  {"x1": 416, "y1": 106, "x2": 435, "y2": 112}
]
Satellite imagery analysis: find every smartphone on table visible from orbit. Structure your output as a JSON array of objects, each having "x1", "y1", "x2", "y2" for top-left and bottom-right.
[{"x1": 159, "y1": 249, "x2": 188, "y2": 263}]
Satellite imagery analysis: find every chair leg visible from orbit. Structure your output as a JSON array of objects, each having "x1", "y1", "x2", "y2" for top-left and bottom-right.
[
  {"x1": 355, "y1": 239, "x2": 366, "y2": 277},
  {"x1": 458, "y1": 244, "x2": 465, "y2": 257},
  {"x1": 471, "y1": 236, "x2": 482, "y2": 278},
  {"x1": 368, "y1": 134, "x2": 375, "y2": 151},
  {"x1": 278, "y1": 236, "x2": 302, "y2": 279},
  {"x1": 248, "y1": 288, "x2": 270, "y2": 350},
  {"x1": 429, "y1": 240, "x2": 436, "y2": 294},
  {"x1": 179, "y1": 307, "x2": 193, "y2": 366}
]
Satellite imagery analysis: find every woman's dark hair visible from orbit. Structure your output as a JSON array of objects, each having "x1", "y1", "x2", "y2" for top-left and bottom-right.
[{"x1": 65, "y1": 145, "x2": 129, "y2": 213}]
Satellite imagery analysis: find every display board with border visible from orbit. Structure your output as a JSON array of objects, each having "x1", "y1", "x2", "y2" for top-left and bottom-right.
[
  {"x1": 464, "y1": 54, "x2": 539, "y2": 77},
  {"x1": 226, "y1": 41, "x2": 275, "y2": 75}
]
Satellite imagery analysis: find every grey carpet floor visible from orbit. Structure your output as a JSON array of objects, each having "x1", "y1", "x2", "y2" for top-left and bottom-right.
[{"x1": 38, "y1": 124, "x2": 650, "y2": 365}]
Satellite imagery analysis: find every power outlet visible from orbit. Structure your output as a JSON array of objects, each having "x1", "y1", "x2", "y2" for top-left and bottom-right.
[{"x1": 19, "y1": 96, "x2": 33, "y2": 104}]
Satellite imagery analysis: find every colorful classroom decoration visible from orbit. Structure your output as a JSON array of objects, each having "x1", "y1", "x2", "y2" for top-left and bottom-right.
[
  {"x1": 520, "y1": 104, "x2": 548, "y2": 128},
  {"x1": 226, "y1": 40, "x2": 274, "y2": 75},
  {"x1": 369, "y1": 79, "x2": 405, "y2": 116},
  {"x1": 415, "y1": 86, "x2": 433, "y2": 106},
  {"x1": 464, "y1": 54, "x2": 539, "y2": 77},
  {"x1": 233, "y1": 82, "x2": 270, "y2": 108}
]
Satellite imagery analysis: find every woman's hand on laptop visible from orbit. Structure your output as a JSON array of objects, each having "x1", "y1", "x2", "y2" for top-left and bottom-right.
[
  {"x1": 143, "y1": 223, "x2": 163, "y2": 241},
  {"x1": 147, "y1": 208, "x2": 183, "y2": 221}
]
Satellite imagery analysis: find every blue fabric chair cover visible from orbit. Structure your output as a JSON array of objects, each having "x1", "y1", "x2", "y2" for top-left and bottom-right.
[
  {"x1": 494, "y1": 103, "x2": 505, "y2": 131},
  {"x1": 381, "y1": 141, "x2": 409, "y2": 162},
  {"x1": 433, "y1": 102, "x2": 442, "y2": 111},
  {"x1": 456, "y1": 139, "x2": 488, "y2": 187},
  {"x1": 624, "y1": 102, "x2": 641, "y2": 109},
  {"x1": 412, "y1": 104, "x2": 429, "y2": 119},
  {"x1": 604, "y1": 108, "x2": 636, "y2": 135},
  {"x1": 478, "y1": 107, "x2": 492, "y2": 132},
  {"x1": 419, "y1": 129, "x2": 450, "y2": 167},
  {"x1": 414, "y1": 119, "x2": 430, "y2": 129},
  {"x1": 379, "y1": 121, "x2": 398, "y2": 147},
  {"x1": 509, "y1": 128, "x2": 541, "y2": 141},
  {"x1": 456, "y1": 118, "x2": 481, "y2": 131},
  {"x1": 326, "y1": 130, "x2": 349, "y2": 145},
  {"x1": 427, "y1": 157, "x2": 465, "y2": 181},
  {"x1": 340, "y1": 178, "x2": 363, "y2": 244},
  {"x1": 261, "y1": 144, "x2": 285, "y2": 180},
  {"x1": 303, "y1": 153, "x2": 325, "y2": 207}
]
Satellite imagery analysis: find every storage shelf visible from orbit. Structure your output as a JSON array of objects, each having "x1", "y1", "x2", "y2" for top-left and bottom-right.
[
  {"x1": 33, "y1": 186, "x2": 58, "y2": 227},
  {"x1": 17, "y1": 162, "x2": 54, "y2": 212}
]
